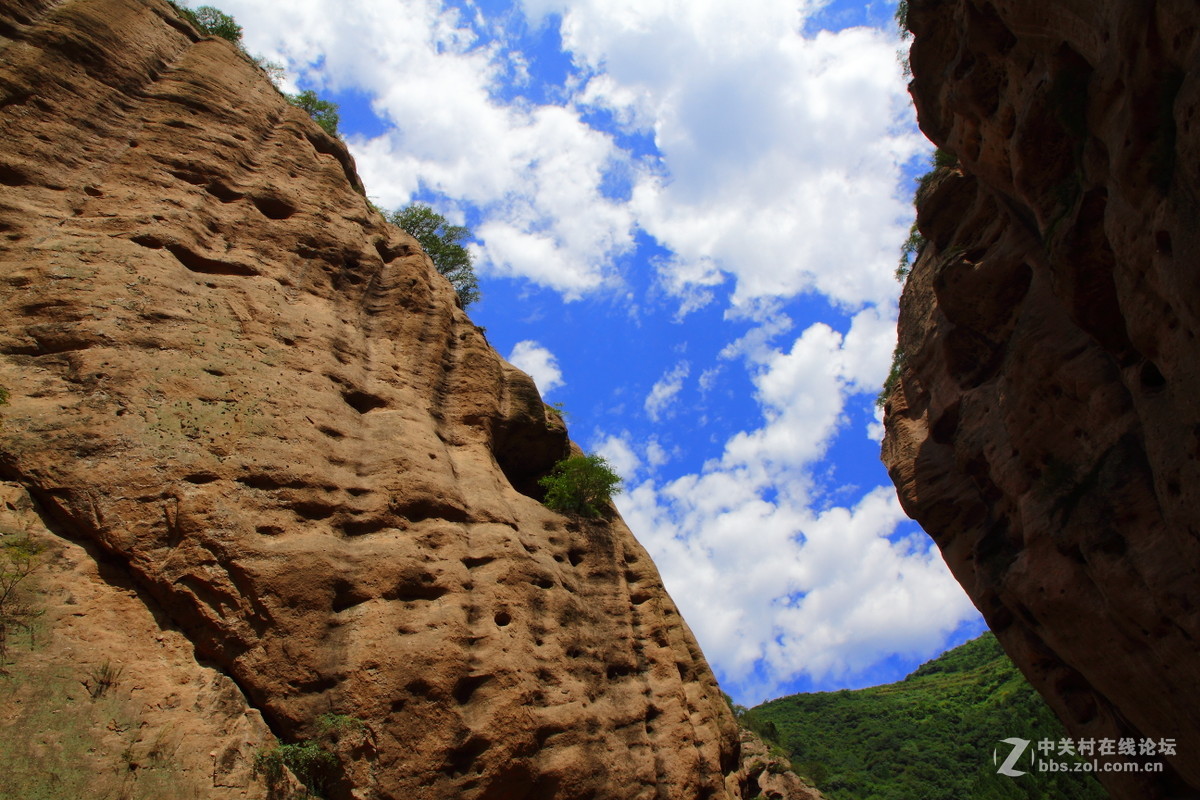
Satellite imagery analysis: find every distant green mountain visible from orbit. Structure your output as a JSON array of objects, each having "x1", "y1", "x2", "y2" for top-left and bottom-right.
[{"x1": 747, "y1": 633, "x2": 1106, "y2": 800}]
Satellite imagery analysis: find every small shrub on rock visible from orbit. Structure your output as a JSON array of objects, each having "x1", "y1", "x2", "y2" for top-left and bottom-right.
[
  {"x1": 539, "y1": 454, "x2": 622, "y2": 518},
  {"x1": 388, "y1": 203, "x2": 480, "y2": 310},
  {"x1": 254, "y1": 740, "x2": 336, "y2": 799},
  {"x1": 287, "y1": 90, "x2": 341, "y2": 138},
  {"x1": 0, "y1": 532, "x2": 46, "y2": 664},
  {"x1": 167, "y1": 3, "x2": 243, "y2": 45}
]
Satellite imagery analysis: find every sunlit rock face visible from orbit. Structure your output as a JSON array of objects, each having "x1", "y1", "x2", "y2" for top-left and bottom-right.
[
  {"x1": 0, "y1": 1, "x2": 827, "y2": 797},
  {"x1": 883, "y1": 2, "x2": 1200, "y2": 798}
]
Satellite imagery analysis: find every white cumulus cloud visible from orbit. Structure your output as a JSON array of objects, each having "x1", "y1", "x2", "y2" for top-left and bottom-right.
[
  {"x1": 614, "y1": 310, "x2": 977, "y2": 702},
  {"x1": 214, "y1": 0, "x2": 639, "y2": 300},
  {"x1": 644, "y1": 361, "x2": 690, "y2": 422},
  {"x1": 525, "y1": 0, "x2": 926, "y2": 313},
  {"x1": 593, "y1": 433, "x2": 641, "y2": 481},
  {"x1": 508, "y1": 340, "x2": 564, "y2": 394},
  {"x1": 194, "y1": 0, "x2": 977, "y2": 705}
]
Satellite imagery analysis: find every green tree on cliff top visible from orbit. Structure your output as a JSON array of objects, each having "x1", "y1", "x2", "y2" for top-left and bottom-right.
[{"x1": 389, "y1": 204, "x2": 481, "y2": 310}]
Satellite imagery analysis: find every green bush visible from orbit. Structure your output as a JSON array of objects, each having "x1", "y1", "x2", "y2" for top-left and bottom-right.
[
  {"x1": 254, "y1": 740, "x2": 337, "y2": 799},
  {"x1": 83, "y1": 661, "x2": 123, "y2": 699},
  {"x1": 895, "y1": 0, "x2": 911, "y2": 38},
  {"x1": 315, "y1": 713, "x2": 365, "y2": 740},
  {"x1": 897, "y1": 149, "x2": 956, "y2": 281},
  {"x1": 539, "y1": 454, "x2": 622, "y2": 518},
  {"x1": 875, "y1": 345, "x2": 905, "y2": 409},
  {"x1": 0, "y1": 533, "x2": 46, "y2": 664},
  {"x1": 388, "y1": 204, "x2": 480, "y2": 310},
  {"x1": 253, "y1": 714, "x2": 365, "y2": 798},
  {"x1": 192, "y1": 6, "x2": 242, "y2": 43},
  {"x1": 167, "y1": 4, "x2": 283, "y2": 86},
  {"x1": 167, "y1": 3, "x2": 242, "y2": 45},
  {"x1": 895, "y1": 221, "x2": 923, "y2": 281},
  {"x1": 287, "y1": 90, "x2": 341, "y2": 138}
]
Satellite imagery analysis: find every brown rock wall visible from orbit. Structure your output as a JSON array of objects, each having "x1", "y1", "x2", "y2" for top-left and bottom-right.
[
  {"x1": 884, "y1": 2, "x2": 1200, "y2": 798},
  {"x1": 0, "y1": 1, "x2": 804, "y2": 797},
  {"x1": 0, "y1": 481, "x2": 277, "y2": 799}
]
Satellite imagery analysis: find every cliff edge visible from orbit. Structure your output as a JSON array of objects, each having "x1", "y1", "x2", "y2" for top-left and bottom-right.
[
  {"x1": 883, "y1": 1, "x2": 1200, "y2": 798},
  {"x1": 0, "y1": 1, "x2": 817, "y2": 797}
]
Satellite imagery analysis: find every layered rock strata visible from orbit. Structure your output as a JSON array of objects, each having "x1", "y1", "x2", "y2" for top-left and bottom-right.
[
  {"x1": 0, "y1": 1, "x2": 800, "y2": 797},
  {"x1": 883, "y1": 2, "x2": 1200, "y2": 798}
]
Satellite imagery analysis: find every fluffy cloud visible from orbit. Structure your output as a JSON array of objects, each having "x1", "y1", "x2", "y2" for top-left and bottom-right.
[
  {"x1": 218, "y1": 0, "x2": 923, "y2": 309},
  {"x1": 195, "y1": 0, "x2": 978, "y2": 705},
  {"x1": 617, "y1": 376, "x2": 975, "y2": 702},
  {"x1": 644, "y1": 361, "x2": 690, "y2": 422},
  {"x1": 719, "y1": 307, "x2": 897, "y2": 472},
  {"x1": 525, "y1": 0, "x2": 926, "y2": 312},
  {"x1": 600, "y1": 305, "x2": 978, "y2": 702},
  {"x1": 507, "y1": 340, "x2": 565, "y2": 394},
  {"x1": 215, "y1": 0, "x2": 638, "y2": 299},
  {"x1": 621, "y1": 478, "x2": 977, "y2": 703},
  {"x1": 593, "y1": 433, "x2": 641, "y2": 481}
]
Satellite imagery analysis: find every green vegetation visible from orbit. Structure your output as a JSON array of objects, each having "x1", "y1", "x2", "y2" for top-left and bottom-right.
[
  {"x1": 539, "y1": 454, "x2": 622, "y2": 518},
  {"x1": 895, "y1": 223, "x2": 922, "y2": 281},
  {"x1": 167, "y1": 2, "x2": 281, "y2": 81},
  {"x1": 917, "y1": 148, "x2": 959, "y2": 200},
  {"x1": 389, "y1": 203, "x2": 481, "y2": 309},
  {"x1": 288, "y1": 89, "x2": 341, "y2": 138},
  {"x1": 83, "y1": 660, "x2": 124, "y2": 699},
  {"x1": 0, "y1": 533, "x2": 198, "y2": 799},
  {"x1": 895, "y1": 0, "x2": 911, "y2": 38},
  {"x1": 0, "y1": 660, "x2": 195, "y2": 799},
  {"x1": 883, "y1": 148, "x2": 958, "y2": 405},
  {"x1": 725, "y1": 692, "x2": 794, "y2": 769},
  {"x1": 751, "y1": 633, "x2": 1106, "y2": 800},
  {"x1": 895, "y1": 149, "x2": 955, "y2": 282},
  {"x1": 0, "y1": 533, "x2": 45, "y2": 666},
  {"x1": 167, "y1": 3, "x2": 242, "y2": 44},
  {"x1": 315, "y1": 712, "x2": 366, "y2": 738},
  {"x1": 875, "y1": 345, "x2": 905, "y2": 409},
  {"x1": 167, "y1": 4, "x2": 337, "y2": 134},
  {"x1": 895, "y1": 1, "x2": 913, "y2": 75},
  {"x1": 254, "y1": 713, "x2": 366, "y2": 799},
  {"x1": 190, "y1": 5, "x2": 242, "y2": 43},
  {"x1": 255, "y1": 740, "x2": 337, "y2": 799}
]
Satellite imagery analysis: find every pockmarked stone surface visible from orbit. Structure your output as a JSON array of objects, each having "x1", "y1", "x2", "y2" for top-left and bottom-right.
[
  {"x1": 883, "y1": 2, "x2": 1200, "y2": 798},
  {"x1": 0, "y1": 1, "x2": 819, "y2": 797}
]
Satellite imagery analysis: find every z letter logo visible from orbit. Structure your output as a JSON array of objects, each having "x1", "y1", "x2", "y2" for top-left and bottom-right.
[{"x1": 994, "y1": 738, "x2": 1031, "y2": 777}]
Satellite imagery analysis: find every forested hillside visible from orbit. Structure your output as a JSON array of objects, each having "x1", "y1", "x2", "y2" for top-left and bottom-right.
[{"x1": 750, "y1": 634, "x2": 1106, "y2": 800}]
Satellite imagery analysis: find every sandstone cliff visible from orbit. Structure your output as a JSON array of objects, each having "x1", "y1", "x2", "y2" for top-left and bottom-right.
[
  {"x1": 883, "y1": 1, "x2": 1200, "y2": 798},
  {"x1": 0, "y1": 1, "x2": 818, "y2": 798}
]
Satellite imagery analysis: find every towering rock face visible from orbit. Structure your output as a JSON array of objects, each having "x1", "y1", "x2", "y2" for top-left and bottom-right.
[
  {"x1": 0, "y1": 2, "x2": 811, "y2": 798},
  {"x1": 883, "y1": 1, "x2": 1200, "y2": 798}
]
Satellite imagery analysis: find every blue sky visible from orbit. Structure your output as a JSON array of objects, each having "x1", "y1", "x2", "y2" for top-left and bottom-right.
[{"x1": 206, "y1": 0, "x2": 987, "y2": 705}]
